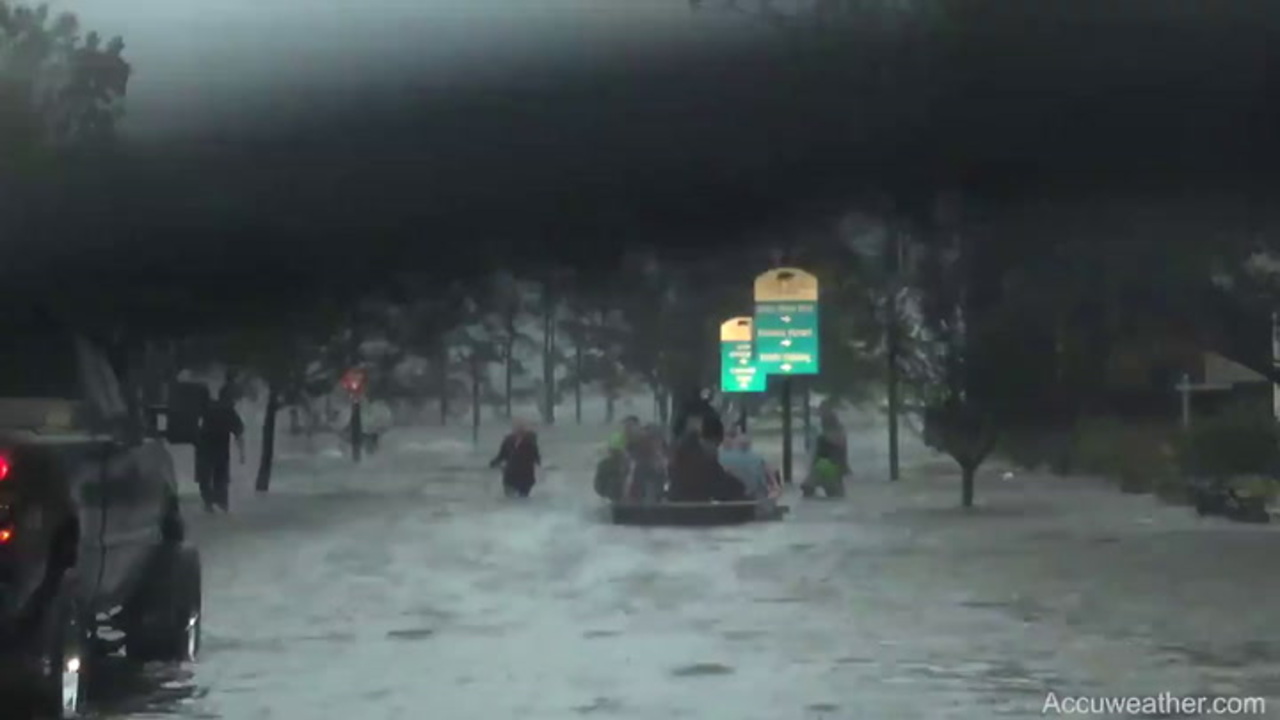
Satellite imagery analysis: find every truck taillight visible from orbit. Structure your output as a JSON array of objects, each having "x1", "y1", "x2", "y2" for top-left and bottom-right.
[
  {"x1": 0, "y1": 455, "x2": 9, "y2": 481},
  {"x1": 0, "y1": 527, "x2": 11, "y2": 543}
]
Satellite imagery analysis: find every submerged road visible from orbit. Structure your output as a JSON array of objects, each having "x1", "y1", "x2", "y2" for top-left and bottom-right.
[{"x1": 84, "y1": 426, "x2": 1280, "y2": 719}]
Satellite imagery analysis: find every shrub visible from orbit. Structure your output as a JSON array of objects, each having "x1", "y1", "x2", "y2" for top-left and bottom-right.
[
  {"x1": 1174, "y1": 400, "x2": 1280, "y2": 483},
  {"x1": 1069, "y1": 416, "x2": 1179, "y2": 494},
  {"x1": 996, "y1": 427, "x2": 1074, "y2": 474},
  {"x1": 1070, "y1": 417, "x2": 1130, "y2": 476}
]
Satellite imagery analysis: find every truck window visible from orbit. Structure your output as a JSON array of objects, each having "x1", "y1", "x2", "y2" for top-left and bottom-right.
[{"x1": 0, "y1": 328, "x2": 82, "y2": 399}]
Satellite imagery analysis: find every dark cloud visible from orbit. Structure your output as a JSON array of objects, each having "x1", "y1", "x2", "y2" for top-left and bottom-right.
[{"x1": 11, "y1": 1, "x2": 1280, "y2": 331}]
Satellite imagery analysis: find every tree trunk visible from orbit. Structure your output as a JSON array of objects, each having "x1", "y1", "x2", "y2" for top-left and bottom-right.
[
  {"x1": 470, "y1": 349, "x2": 482, "y2": 446},
  {"x1": 606, "y1": 387, "x2": 616, "y2": 424},
  {"x1": 656, "y1": 387, "x2": 670, "y2": 425},
  {"x1": 574, "y1": 336, "x2": 583, "y2": 424},
  {"x1": 255, "y1": 382, "x2": 281, "y2": 492},
  {"x1": 349, "y1": 310, "x2": 364, "y2": 463},
  {"x1": 140, "y1": 339, "x2": 164, "y2": 407},
  {"x1": 960, "y1": 462, "x2": 976, "y2": 507},
  {"x1": 542, "y1": 291, "x2": 557, "y2": 424},
  {"x1": 504, "y1": 336, "x2": 514, "y2": 419},
  {"x1": 438, "y1": 342, "x2": 450, "y2": 425}
]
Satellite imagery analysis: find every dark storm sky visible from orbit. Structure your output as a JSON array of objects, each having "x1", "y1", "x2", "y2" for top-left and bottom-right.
[{"x1": 63, "y1": 0, "x2": 754, "y2": 139}]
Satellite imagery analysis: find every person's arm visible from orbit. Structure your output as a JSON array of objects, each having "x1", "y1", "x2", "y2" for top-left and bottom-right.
[
  {"x1": 489, "y1": 437, "x2": 510, "y2": 468},
  {"x1": 531, "y1": 435, "x2": 541, "y2": 466}
]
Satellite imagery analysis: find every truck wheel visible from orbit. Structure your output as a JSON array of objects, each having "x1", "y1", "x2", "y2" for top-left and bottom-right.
[
  {"x1": 124, "y1": 544, "x2": 202, "y2": 663},
  {"x1": 25, "y1": 574, "x2": 90, "y2": 718}
]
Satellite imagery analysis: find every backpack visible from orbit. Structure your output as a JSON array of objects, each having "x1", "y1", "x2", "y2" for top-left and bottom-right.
[{"x1": 594, "y1": 453, "x2": 630, "y2": 500}]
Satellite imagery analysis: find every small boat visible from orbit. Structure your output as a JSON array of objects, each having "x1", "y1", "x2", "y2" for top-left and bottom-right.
[{"x1": 609, "y1": 499, "x2": 789, "y2": 526}]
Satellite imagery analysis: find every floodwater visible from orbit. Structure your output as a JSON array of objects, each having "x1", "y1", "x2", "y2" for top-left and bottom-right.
[{"x1": 78, "y1": 420, "x2": 1280, "y2": 718}]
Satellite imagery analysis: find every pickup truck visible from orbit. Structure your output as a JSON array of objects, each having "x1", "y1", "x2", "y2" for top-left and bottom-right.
[{"x1": 0, "y1": 320, "x2": 205, "y2": 718}]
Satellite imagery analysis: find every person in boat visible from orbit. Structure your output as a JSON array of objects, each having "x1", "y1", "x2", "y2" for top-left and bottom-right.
[
  {"x1": 671, "y1": 387, "x2": 725, "y2": 447},
  {"x1": 667, "y1": 420, "x2": 745, "y2": 502},
  {"x1": 642, "y1": 422, "x2": 669, "y2": 458},
  {"x1": 490, "y1": 418, "x2": 542, "y2": 498},
  {"x1": 718, "y1": 430, "x2": 774, "y2": 500},
  {"x1": 802, "y1": 408, "x2": 849, "y2": 498},
  {"x1": 624, "y1": 424, "x2": 669, "y2": 503},
  {"x1": 595, "y1": 416, "x2": 641, "y2": 500}
]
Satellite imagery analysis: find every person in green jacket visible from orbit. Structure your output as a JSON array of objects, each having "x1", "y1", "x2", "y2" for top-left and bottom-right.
[
  {"x1": 802, "y1": 408, "x2": 849, "y2": 498},
  {"x1": 595, "y1": 416, "x2": 640, "y2": 500},
  {"x1": 607, "y1": 416, "x2": 641, "y2": 453}
]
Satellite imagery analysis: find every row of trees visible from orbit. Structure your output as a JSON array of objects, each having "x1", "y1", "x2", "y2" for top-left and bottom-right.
[{"x1": 182, "y1": 242, "x2": 890, "y2": 426}]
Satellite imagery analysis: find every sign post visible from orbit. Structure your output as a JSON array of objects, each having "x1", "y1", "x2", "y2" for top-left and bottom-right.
[
  {"x1": 753, "y1": 268, "x2": 820, "y2": 483},
  {"x1": 753, "y1": 268, "x2": 820, "y2": 376},
  {"x1": 720, "y1": 317, "x2": 765, "y2": 393},
  {"x1": 720, "y1": 317, "x2": 765, "y2": 431},
  {"x1": 341, "y1": 368, "x2": 367, "y2": 462}
]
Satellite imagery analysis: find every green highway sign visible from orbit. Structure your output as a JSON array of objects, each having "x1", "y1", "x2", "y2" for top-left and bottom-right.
[
  {"x1": 753, "y1": 267, "x2": 820, "y2": 375},
  {"x1": 720, "y1": 317, "x2": 766, "y2": 392}
]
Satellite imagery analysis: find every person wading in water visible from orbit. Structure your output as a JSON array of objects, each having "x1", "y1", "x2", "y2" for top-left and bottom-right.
[
  {"x1": 490, "y1": 418, "x2": 542, "y2": 498},
  {"x1": 802, "y1": 406, "x2": 849, "y2": 498},
  {"x1": 196, "y1": 384, "x2": 246, "y2": 513}
]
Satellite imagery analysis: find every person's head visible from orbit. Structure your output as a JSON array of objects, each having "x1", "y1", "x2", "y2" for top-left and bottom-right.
[
  {"x1": 217, "y1": 384, "x2": 236, "y2": 404},
  {"x1": 622, "y1": 415, "x2": 641, "y2": 434},
  {"x1": 512, "y1": 417, "x2": 529, "y2": 434}
]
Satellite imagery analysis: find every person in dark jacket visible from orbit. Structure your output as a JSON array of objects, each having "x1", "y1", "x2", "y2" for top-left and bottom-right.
[
  {"x1": 490, "y1": 419, "x2": 541, "y2": 497},
  {"x1": 671, "y1": 388, "x2": 725, "y2": 446},
  {"x1": 667, "y1": 425, "x2": 745, "y2": 502},
  {"x1": 196, "y1": 384, "x2": 246, "y2": 513}
]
